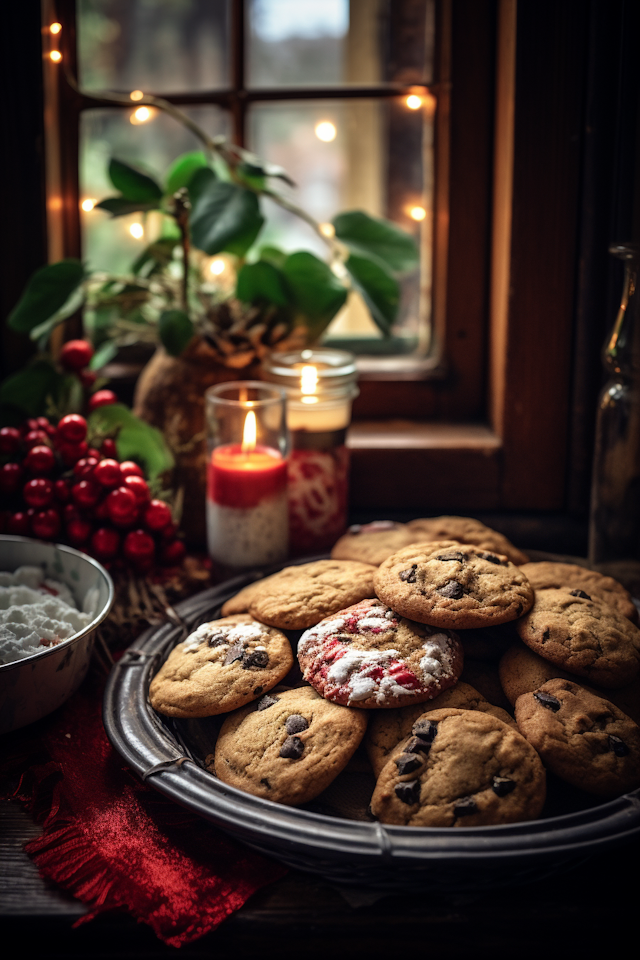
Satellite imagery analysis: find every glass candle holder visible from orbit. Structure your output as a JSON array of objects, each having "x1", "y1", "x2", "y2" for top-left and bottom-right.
[
  {"x1": 262, "y1": 349, "x2": 359, "y2": 554},
  {"x1": 205, "y1": 381, "x2": 289, "y2": 569}
]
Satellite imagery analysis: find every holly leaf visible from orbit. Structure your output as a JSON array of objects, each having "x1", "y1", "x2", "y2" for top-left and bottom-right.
[
  {"x1": 236, "y1": 261, "x2": 290, "y2": 307},
  {"x1": 108, "y1": 158, "x2": 163, "y2": 203},
  {"x1": 8, "y1": 260, "x2": 85, "y2": 334},
  {"x1": 190, "y1": 179, "x2": 264, "y2": 256},
  {"x1": 164, "y1": 151, "x2": 210, "y2": 194},
  {"x1": 95, "y1": 198, "x2": 160, "y2": 218},
  {"x1": 282, "y1": 252, "x2": 348, "y2": 337},
  {"x1": 0, "y1": 360, "x2": 64, "y2": 417},
  {"x1": 333, "y1": 211, "x2": 419, "y2": 274},
  {"x1": 87, "y1": 404, "x2": 174, "y2": 481},
  {"x1": 158, "y1": 309, "x2": 195, "y2": 357},
  {"x1": 89, "y1": 340, "x2": 118, "y2": 370},
  {"x1": 345, "y1": 254, "x2": 399, "y2": 335}
]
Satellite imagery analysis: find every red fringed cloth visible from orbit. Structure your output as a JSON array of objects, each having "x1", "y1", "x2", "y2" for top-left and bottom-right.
[{"x1": 1, "y1": 674, "x2": 287, "y2": 947}]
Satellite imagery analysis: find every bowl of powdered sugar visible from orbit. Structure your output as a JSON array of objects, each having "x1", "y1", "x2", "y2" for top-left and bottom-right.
[{"x1": 0, "y1": 535, "x2": 114, "y2": 733}]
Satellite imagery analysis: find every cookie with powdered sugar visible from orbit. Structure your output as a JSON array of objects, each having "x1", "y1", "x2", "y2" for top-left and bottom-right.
[
  {"x1": 297, "y1": 598, "x2": 463, "y2": 709},
  {"x1": 149, "y1": 615, "x2": 293, "y2": 717}
]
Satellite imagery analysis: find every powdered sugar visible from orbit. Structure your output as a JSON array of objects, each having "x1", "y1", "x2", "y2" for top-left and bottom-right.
[{"x1": 183, "y1": 620, "x2": 266, "y2": 652}]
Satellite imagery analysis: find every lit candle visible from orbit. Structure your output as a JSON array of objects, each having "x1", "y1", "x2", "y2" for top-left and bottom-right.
[{"x1": 205, "y1": 383, "x2": 289, "y2": 569}]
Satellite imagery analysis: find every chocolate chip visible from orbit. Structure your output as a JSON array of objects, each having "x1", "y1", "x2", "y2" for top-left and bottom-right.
[
  {"x1": 436, "y1": 552, "x2": 466, "y2": 562},
  {"x1": 395, "y1": 753, "x2": 424, "y2": 776},
  {"x1": 253, "y1": 686, "x2": 263, "y2": 696},
  {"x1": 207, "y1": 631, "x2": 226, "y2": 647},
  {"x1": 411, "y1": 719, "x2": 438, "y2": 744},
  {"x1": 405, "y1": 736, "x2": 432, "y2": 756},
  {"x1": 394, "y1": 780, "x2": 421, "y2": 805},
  {"x1": 243, "y1": 650, "x2": 269, "y2": 669},
  {"x1": 454, "y1": 797, "x2": 478, "y2": 816},
  {"x1": 279, "y1": 736, "x2": 304, "y2": 759},
  {"x1": 223, "y1": 642, "x2": 244, "y2": 665},
  {"x1": 260, "y1": 777, "x2": 272, "y2": 789},
  {"x1": 437, "y1": 580, "x2": 464, "y2": 599},
  {"x1": 285, "y1": 714, "x2": 309, "y2": 735},
  {"x1": 608, "y1": 735, "x2": 630, "y2": 757},
  {"x1": 492, "y1": 776, "x2": 516, "y2": 797},
  {"x1": 257, "y1": 695, "x2": 279, "y2": 711},
  {"x1": 480, "y1": 552, "x2": 503, "y2": 565},
  {"x1": 542, "y1": 629, "x2": 550, "y2": 641},
  {"x1": 534, "y1": 691, "x2": 561, "y2": 711},
  {"x1": 570, "y1": 589, "x2": 592, "y2": 600},
  {"x1": 399, "y1": 564, "x2": 417, "y2": 583}
]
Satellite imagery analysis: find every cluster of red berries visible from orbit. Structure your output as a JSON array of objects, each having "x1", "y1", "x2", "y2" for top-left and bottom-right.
[
  {"x1": 59, "y1": 338, "x2": 119, "y2": 412},
  {"x1": 0, "y1": 413, "x2": 185, "y2": 570}
]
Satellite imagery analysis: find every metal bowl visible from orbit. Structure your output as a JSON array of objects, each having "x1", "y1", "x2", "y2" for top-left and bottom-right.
[
  {"x1": 103, "y1": 567, "x2": 640, "y2": 891},
  {"x1": 0, "y1": 535, "x2": 114, "y2": 733}
]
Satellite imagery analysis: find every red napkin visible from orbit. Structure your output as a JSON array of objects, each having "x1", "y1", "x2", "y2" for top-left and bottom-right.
[{"x1": 4, "y1": 675, "x2": 287, "y2": 947}]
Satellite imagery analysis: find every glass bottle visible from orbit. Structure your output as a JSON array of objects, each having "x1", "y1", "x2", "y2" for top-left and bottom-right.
[{"x1": 588, "y1": 243, "x2": 640, "y2": 563}]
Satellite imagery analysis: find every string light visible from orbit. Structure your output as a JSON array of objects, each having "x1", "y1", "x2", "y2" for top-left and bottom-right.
[
  {"x1": 129, "y1": 223, "x2": 144, "y2": 239},
  {"x1": 315, "y1": 121, "x2": 337, "y2": 142},
  {"x1": 408, "y1": 206, "x2": 427, "y2": 222},
  {"x1": 49, "y1": 50, "x2": 62, "y2": 62},
  {"x1": 81, "y1": 199, "x2": 97, "y2": 212},
  {"x1": 209, "y1": 258, "x2": 226, "y2": 276},
  {"x1": 130, "y1": 106, "x2": 153, "y2": 125},
  {"x1": 49, "y1": 22, "x2": 62, "y2": 34},
  {"x1": 130, "y1": 90, "x2": 144, "y2": 101},
  {"x1": 406, "y1": 95, "x2": 423, "y2": 110}
]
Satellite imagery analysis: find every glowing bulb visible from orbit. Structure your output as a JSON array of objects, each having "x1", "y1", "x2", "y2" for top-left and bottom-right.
[
  {"x1": 409, "y1": 206, "x2": 427, "y2": 222},
  {"x1": 319, "y1": 222, "x2": 335, "y2": 239},
  {"x1": 130, "y1": 90, "x2": 144, "y2": 101},
  {"x1": 315, "y1": 121, "x2": 337, "y2": 142},
  {"x1": 49, "y1": 50, "x2": 62, "y2": 62},
  {"x1": 130, "y1": 106, "x2": 152, "y2": 124},
  {"x1": 210, "y1": 258, "x2": 225, "y2": 276},
  {"x1": 129, "y1": 223, "x2": 144, "y2": 239},
  {"x1": 81, "y1": 198, "x2": 96, "y2": 212},
  {"x1": 300, "y1": 365, "x2": 318, "y2": 396},
  {"x1": 242, "y1": 411, "x2": 257, "y2": 452},
  {"x1": 49, "y1": 22, "x2": 62, "y2": 34},
  {"x1": 406, "y1": 95, "x2": 423, "y2": 110}
]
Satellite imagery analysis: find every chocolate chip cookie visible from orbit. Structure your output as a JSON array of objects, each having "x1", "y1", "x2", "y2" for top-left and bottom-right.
[
  {"x1": 407, "y1": 516, "x2": 529, "y2": 565},
  {"x1": 519, "y1": 561, "x2": 638, "y2": 623},
  {"x1": 247, "y1": 559, "x2": 376, "y2": 630},
  {"x1": 331, "y1": 521, "x2": 417, "y2": 566},
  {"x1": 212, "y1": 686, "x2": 368, "y2": 805},
  {"x1": 515, "y1": 588, "x2": 640, "y2": 688},
  {"x1": 369, "y1": 708, "x2": 546, "y2": 826},
  {"x1": 365, "y1": 682, "x2": 516, "y2": 778},
  {"x1": 298, "y1": 598, "x2": 463, "y2": 708},
  {"x1": 515, "y1": 679, "x2": 640, "y2": 798},
  {"x1": 148, "y1": 615, "x2": 294, "y2": 718},
  {"x1": 374, "y1": 541, "x2": 534, "y2": 629}
]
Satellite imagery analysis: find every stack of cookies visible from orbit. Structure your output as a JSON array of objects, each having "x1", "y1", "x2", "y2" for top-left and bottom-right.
[{"x1": 148, "y1": 517, "x2": 640, "y2": 828}]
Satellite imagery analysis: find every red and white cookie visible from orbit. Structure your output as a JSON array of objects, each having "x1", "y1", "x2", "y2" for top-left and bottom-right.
[{"x1": 297, "y1": 599, "x2": 464, "y2": 708}]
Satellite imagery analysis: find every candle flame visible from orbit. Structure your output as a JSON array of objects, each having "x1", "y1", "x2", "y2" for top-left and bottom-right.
[
  {"x1": 300, "y1": 365, "x2": 318, "y2": 396},
  {"x1": 242, "y1": 410, "x2": 257, "y2": 452}
]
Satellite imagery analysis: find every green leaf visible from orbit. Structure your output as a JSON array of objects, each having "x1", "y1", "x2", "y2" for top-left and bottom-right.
[
  {"x1": 87, "y1": 404, "x2": 174, "y2": 480},
  {"x1": 282, "y1": 252, "x2": 348, "y2": 337},
  {"x1": 30, "y1": 283, "x2": 86, "y2": 345},
  {"x1": 0, "y1": 360, "x2": 63, "y2": 417},
  {"x1": 236, "y1": 162, "x2": 266, "y2": 192},
  {"x1": 187, "y1": 166, "x2": 217, "y2": 205},
  {"x1": 345, "y1": 254, "x2": 399, "y2": 335},
  {"x1": 131, "y1": 238, "x2": 178, "y2": 277},
  {"x1": 190, "y1": 180, "x2": 264, "y2": 256},
  {"x1": 236, "y1": 261, "x2": 290, "y2": 308},
  {"x1": 8, "y1": 260, "x2": 85, "y2": 334},
  {"x1": 95, "y1": 197, "x2": 160, "y2": 218},
  {"x1": 258, "y1": 245, "x2": 287, "y2": 269},
  {"x1": 108, "y1": 158, "x2": 163, "y2": 203},
  {"x1": 333, "y1": 211, "x2": 419, "y2": 274},
  {"x1": 158, "y1": 310, "x2": 194, "y2": 357},
  {"x1": 164, "y1": 151, "x2": 210, "y2": 194},
  {"x1": 234, "y1": 147, "x2": 295, "y2": 187},
  {"x1": 89, "y1": 340, "x2": 118, "y2": 370}
]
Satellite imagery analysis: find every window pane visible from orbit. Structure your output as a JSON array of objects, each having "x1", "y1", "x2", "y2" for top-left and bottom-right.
[
  {"x1": 80, "y1": 106, "x2": 230, "y2": 273},
  {"x1": 77, "y1": 0, "x2": 230, "y2": 93},
  {"x1": 249, "y1": 97, "x2": 433, "y2": 346},
  {"x1": 247, "y1": 0, "x2": 434, "y2": 89}
]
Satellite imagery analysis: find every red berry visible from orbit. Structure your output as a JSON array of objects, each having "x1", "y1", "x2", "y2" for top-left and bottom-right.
[
  {"x1": 0, "y1": 462, "x2": 23, "y2": 494},
  {"x1": 106, "y1": 486, "x2": 138, "y2": 525},
  {"x1": 123, "y1": 529, "x2": 155, "y2": 566},
  {"x1": 0, "y1": 427, "x2": 21, "y2": 455},
  {"x1": 93, "y1": 458, "x2": 122, "y2": 488},
  {"x1": 21, "y1": 418, "x2": 40, "y2": 435},
  {"x1": 57, "y1": 414, "x2": 87, "y2": 444},
  {"x1": 32, "y1": 508, "x2": 61, "y2": 540},
  {"x1": 144, "y1": 499, "x2": 172, "y2": 531},
  {"x1": 161, "y1": 539, "x2": 186, "y2": 565},
  {"x1": 7, "y1": 511, "x2": 31, "y2": 535},
  {"x1": 119, "y1": 460, "x2": 144, "y2": 479},
  {"x1": 23, "y1": 478, "x2": 54, "y2": 508},
  {"x1": 66, "y1": 517, "x2": 93, "y2": 544},
  {"x1": 91, "y1": 527, "x2": 120, "y2": 559},
  {"x1": 88, "y1": 389, "x2": 118, "y2": 411},
  {"x1": 73, "y1": 456, "x2": 99, "y2": 479},
  {"x1": 60, "y1": 339, "x2": 94, "y2": 372},
  {"x1": 72, "y1": 479, "x2": 102, "y2": 508},
  {"x1": 36, "y1": 417, "x2": 56, "y2": 438},
  {"x1": 86, "y1": 447, "x2": 102, "y2": 460},
  {"x1": 101, "y1": 438, "x2": 117, "y2": 458},
  {"x1": 160, "y1": 522, "x2": 178, "y2": 542},
  {"x1": 79, "y1": 369, "x2": 97, "y2": 389},
  {"x1": 123, "y1": 474, "x2": 151, "y2": 505},
  {"x1": 63, "y1": 503, "x2": 82, "y2": 524},
  {"x1": 54, "y1": 478, "x2": 73, "y2": 503},
  {"x1": 94, "y1": 500, "x2": 110, "y2": 521},
  {"x1": 24, "y1": 429, "x2": 50, "y2": 450},
  {"x1": 58, "y1": 440, "x2": 88, "y2": 466},
  {"x1": 24, "y1": 445, "x2": 56, "y2": 475}
]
